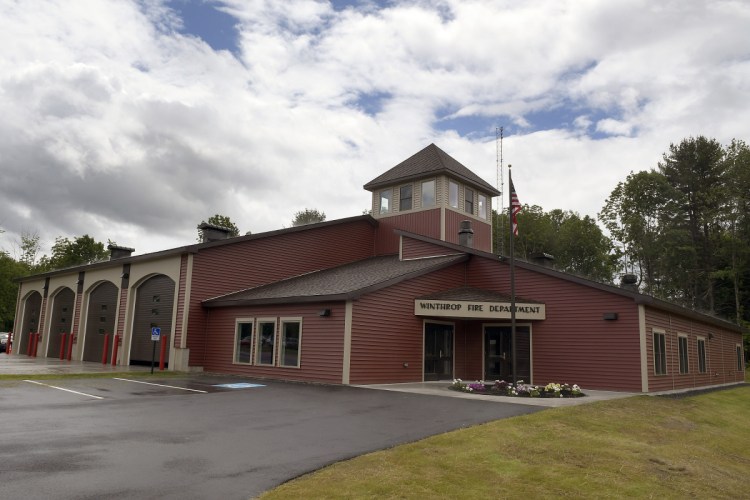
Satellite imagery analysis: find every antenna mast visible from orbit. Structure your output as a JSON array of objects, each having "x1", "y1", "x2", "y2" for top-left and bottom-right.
[{"x1": 496, "y1": 126, "x2": 505, "y2": 255}]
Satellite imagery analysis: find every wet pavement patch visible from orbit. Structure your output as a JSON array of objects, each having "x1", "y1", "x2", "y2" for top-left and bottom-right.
[{"x1": 213, "y1": 382, "x2": 266, "y2": 389}]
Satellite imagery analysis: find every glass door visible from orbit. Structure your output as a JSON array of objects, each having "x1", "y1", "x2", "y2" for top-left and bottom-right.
[{"x1": 424, "y1": 322, "x2": 454, "y2": 381}]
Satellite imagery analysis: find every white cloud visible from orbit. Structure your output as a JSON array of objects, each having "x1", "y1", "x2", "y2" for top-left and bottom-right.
[{"x1": 0, "y1": 0, "x2": 748, "y2": 258}]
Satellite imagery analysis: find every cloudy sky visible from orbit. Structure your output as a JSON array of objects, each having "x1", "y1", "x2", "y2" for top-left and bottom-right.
[{"x1": 1, "y1": 0, "x2": 748, "y2": 257}]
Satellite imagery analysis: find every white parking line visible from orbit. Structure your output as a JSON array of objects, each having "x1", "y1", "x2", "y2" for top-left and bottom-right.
[
  {"x1": 23, "y1": 380, "x2": 104, "y2": 400},
  {"x1": 113, "y1": 378, "x2": 208, "y2": 393}
]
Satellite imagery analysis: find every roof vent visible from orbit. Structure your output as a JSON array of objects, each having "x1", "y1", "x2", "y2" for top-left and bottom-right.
[
  {"x1": 198, "y1": 222, "x2": 233, "y2": 243},
  {"x1": 530, "y1": 252, "x2": 555, "y2": 268},
  {"x1": 458, "y1": 220, "x2": 474, "y2": 248},
  {"x1": 108, "y1": 244, "x2": 135, "y2": 260}
]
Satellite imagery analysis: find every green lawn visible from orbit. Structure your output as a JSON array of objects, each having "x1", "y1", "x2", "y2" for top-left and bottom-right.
[{"x1": 261, "y1": 379, "x2": 750, "y2": 499}]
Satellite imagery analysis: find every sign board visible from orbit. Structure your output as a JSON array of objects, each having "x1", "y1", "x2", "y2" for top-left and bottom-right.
[
  {"x1": 151, "y1": 327, "x2": 161, "y2": 341},
  {"x1": 414, "y1": 300, "x2": 546, "y2": 320}
]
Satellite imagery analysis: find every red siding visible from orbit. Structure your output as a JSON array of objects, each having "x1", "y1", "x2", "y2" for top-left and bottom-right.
[
  {"x1": 401, "y1": 235, "x2": 463, "y2": 260},
  {"x1": 444, "y1": 208, "x2": 493, "y2": 253},
  {"x1": 375, "y1": 209, "x2": 441, "y2": 255},
  {"x1": 202, "y1": 303, "x2": 345, "y2": 384},
  {"x1": 644, "y1": 307, "x2": 744, "y2": 392},
  {"x1": 187, "y1": 219, "x2": 376, "y2": 366},
  {"x1": 349, "y1": 263, "x2": 467, "y2": 384},
  {"x1": 467, "y1": 257, "x2": 642, "y2": 391}
]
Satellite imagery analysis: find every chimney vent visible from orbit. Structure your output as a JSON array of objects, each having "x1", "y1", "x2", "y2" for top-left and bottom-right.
[
  {"x1": 198, "y1": 222, "x2": 233, "y2": 243},
  {"x1": 458, "y1": 220, "x2": 474, "y2": 248},
  {"x1": 620, "y1": 273, "x2": 639, "y2": 292},
  {"x1": 108, "y1": 244, "x2": 135, "y2": 260}
]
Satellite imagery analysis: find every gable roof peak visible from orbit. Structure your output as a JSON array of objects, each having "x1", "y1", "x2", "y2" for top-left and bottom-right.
[{"x1": 364, "y1": 143, "x2": 500, "y2": 196}]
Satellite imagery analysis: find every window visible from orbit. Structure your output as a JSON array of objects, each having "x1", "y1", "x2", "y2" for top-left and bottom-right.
[
  {"x1": 653, "y1": 331, "x2": 666, "y2": 375},
  {"x1": 421, "y1": 180, "x2": 436, "y2": 207},
  {"x1": 738, "y1": 345, "x2": 745, "y2": 372},
  {"x1": 697, "y1": 338, "x2": 706, "y2": 373},
  {"x1": 465, "y1": 188, "x2": 474, "y2": 214},
  {"x1": 235, "y1": 320, "x2": 253, "y2": 364},
  {"x1": 678, "y1": 335, "x2": 689, "y2": 374},
  {"x1": 255, "y1": 319, "x2": 276, "y2": 365},
  {"x1": 449, "y1": 181, "x2": 459, "y2": 208},
  {"x1": 379, "y1": 190, "x2": 391, "y2": 214},
  {"x1": 399, "y1": 185, "x2": 412, "y2": 211},
  {"x1": 478, "y1": 194, "x2": 487, "y2": 219},
  {"x1": 280, "y1": 319, "x2": 302, "y2": 368}
]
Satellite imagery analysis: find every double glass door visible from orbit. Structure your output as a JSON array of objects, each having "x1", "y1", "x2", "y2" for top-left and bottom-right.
[{"x1": 484, "y1": 326, "x2": 531, "y2": 382}]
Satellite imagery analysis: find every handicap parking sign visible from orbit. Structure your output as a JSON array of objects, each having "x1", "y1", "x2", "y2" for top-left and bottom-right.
[{"x1": 151, "y1": 327, "x2": 161, "y2": 341}]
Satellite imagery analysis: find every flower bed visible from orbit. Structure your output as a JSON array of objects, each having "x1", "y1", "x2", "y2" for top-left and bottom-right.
[{"x1": 450, "y1": 379, "x2": 585, "y2": 398}]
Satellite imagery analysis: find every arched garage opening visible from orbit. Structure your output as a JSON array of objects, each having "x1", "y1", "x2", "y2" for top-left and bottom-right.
[
  {"x1": 130, "y1": 274, "x2": 174, "y2": 366},
  {"x1": 45, "y1": 288, "x2": 75, "y2": 358},
  {"x1": 82, "y1": 281, "x2": 118, "y2": 362},
  {"x1": 17, "y1": 291, "x2": 42, "y2": 355}
]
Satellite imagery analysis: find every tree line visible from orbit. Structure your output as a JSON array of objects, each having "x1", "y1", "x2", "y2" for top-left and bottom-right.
[{"x1": 493, "y1": 136, "x2": 749, "y2": 331}]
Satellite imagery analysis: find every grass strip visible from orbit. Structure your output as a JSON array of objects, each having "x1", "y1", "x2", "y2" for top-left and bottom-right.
[{"x1": 261, "y1": 383, "x2": 750, "y2": 499}]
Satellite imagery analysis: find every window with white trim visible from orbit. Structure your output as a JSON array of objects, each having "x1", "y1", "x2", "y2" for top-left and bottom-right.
[
  {"x1": 234, "y1": 319, "x2": 253, "y2": 364},
  {"x1": 449, "y1": 181, "x2": 459, "y2": 208},
  {"x1": 255, "y1": 319, "x2": 277, "y2": 366},
  {"x1": 478, "y1": 194, "x2": 487, "y2": 219},
  {"x1": 653, "y1": 331, "x2": 666, "y2": 375},
  {"x1": 421, "y1": 179, "x2": 436, "y2": 207},
  {"x1": 678, "y1": 335, "x2": 689, "y2": 374},
  {"x1": 738, "y1": 345, "x2": 744, "y2": 372},
  {"x1": 280, "y1": 319, "x2": 302, "y2": 368},
  {"x1": 379, "y1": 190, "x2": 391, "y2": 214},
  {"x1": 697, "y1": 337, "x2": 706, "y2": 373},
  {"x1": 465, "y1": 188, "x2": 474, "y2": 214},
  {"x1": 399, "y1": 185, "x2": 413, "y2": 211}
]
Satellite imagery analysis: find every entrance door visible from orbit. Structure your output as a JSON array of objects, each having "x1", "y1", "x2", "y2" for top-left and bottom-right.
[
  {"x1": 424, "y1": 322, "x2": 453, "y2": 381},
  {"x1": 484, "y1": 326, "x2": 531, "y2": 382}
]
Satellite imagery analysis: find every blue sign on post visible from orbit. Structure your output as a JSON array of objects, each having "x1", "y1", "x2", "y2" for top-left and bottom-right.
[{"x1": 150, "y1": 327, "x2": 161, "y2": 374}]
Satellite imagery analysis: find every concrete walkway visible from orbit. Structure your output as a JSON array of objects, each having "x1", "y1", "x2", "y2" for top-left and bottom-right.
[{"x1": 0, "y1": 353, "x2": 153, "y2": 375}]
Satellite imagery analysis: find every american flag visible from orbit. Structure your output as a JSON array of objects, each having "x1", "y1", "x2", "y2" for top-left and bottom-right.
[{"x1": 510, "y1": 177, "x2": 521, "y2": 236}]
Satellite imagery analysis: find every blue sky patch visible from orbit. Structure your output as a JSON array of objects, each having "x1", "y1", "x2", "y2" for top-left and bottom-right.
[{"x1": 167, "y1": 0, "x2": 240, "y2": 55}]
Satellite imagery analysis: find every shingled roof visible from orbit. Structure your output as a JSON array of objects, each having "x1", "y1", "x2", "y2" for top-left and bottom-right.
[
  {"x1": 363, "y1": 143, "x2": 500, "y2": 196},
  {"x1": 203, "y1": 254, "x2": 468, "y2": 307}
]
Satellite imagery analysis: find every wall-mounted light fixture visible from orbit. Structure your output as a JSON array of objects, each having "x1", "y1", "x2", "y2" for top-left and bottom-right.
[
  {"x1": 318, "y1": 309, "x2": 331, "y2": 317},
  {"x1": 602, "y1": 312, "x2": 618, "y2": 321},
  {"x1": 120, "y1": 272, "x2": 129, "y2": 279}
]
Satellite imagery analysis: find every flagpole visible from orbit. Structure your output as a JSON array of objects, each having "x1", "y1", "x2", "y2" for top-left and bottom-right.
[{"x1": 509, "y1": 164, "x2": 517, "y2": 387}]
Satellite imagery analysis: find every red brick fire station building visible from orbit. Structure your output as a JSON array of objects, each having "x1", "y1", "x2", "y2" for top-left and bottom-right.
[{"x1": 11, "y1": 144, "x2": 746, "y2": 392}]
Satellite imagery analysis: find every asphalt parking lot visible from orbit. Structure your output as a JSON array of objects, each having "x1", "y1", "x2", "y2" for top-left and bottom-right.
[{"x1": 0, "y1": 373, "x2": 543, "y2": 499}]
